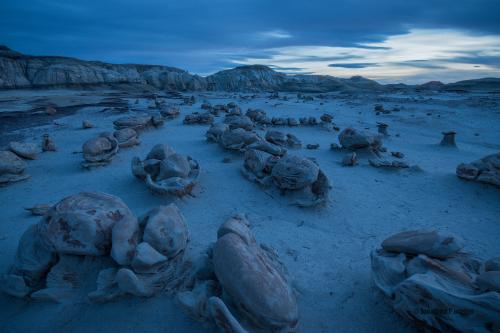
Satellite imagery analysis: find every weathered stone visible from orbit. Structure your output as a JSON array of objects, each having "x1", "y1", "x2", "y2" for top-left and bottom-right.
[
  {"x1": 82, "y1": 120, "x2": 94, "y2": 129},
  {"x1": 286, "y1": 133, "x2": 302, "y2": 148},
  {"x1": 9, "y1": 141, "x2": 38, "y2": 160},
  {"x1": 456, "y1": 153, "x2": 500, "y2": 188},
  {"x1": 369, "y1": 159, "x2": 409, "y2": 169},
  {"x1": 485, "y1": 256, "x2": 500, "y2": 272},
  {"x1": 113, "y1": 128, "x2": 140, "y2": 148},
  {"x1": 440, "y1": 131, "x2": 456, "y2": 147},
  {"x1": 160, "y1": 106, "x2": 180, "y2": 119},
  {"x1": 272, "y1": 155, "x2": 319, "y2": 190},
  {"x1": 219, "y1": 128, "x2": 261, "y2": 151},
  {"x1": 381, "y1": 230, "x2": 463, "y2": 259},
  {"x1": 342, "y1": 152, "x2": 357, "y2": 166},
  {"x1": 205, "y1": 123, "x2": 229, "y2": 142},
  {"x1": 339, "y1": 128, "x2": 382, "y2": 150},
  {"x1": 183, "y1": 112, "x2": 214, "y2": 125},
  {"x1": 131, "y1": 242, "x2": 167, "y2": 273},
  {"x1": 224, "y1": 115, "x2": 253, "y2": 130},
  {"x1": 247, "y1": 140, "x2": 286, "y2": 156},
  {"x1": 82, "y1": 132, "x2": 119, "y2": 168},
  {"x1": 133, "y1": 145, "x2": 200, "y2": 196},
  {"x1": 113, "y1": 116, "x2": 153, "y2": 131},
  {"x1": 38, "y1": 192, "x2": 137, "y2": 257},
  {"x1": 306, "y1": 143, "x2": 319, "y2": 150},
  {"x1": 0, "y1": 150, "x2": 30, "y2": 185},
  {"x1": 41, "y1": 134, "x2": 56, "y2": 152},
  {"x1": 142, "y1": 204, "x2": 189, "y2": 258},
  {"x1": 265, "y1": 130, "x2": 286, "y2": 146},
  {"x1": 371, "y1": 243, "x2": 500, "y2": 333},
  {"x1": 213, "y1": 218, "x2": 298, "y2": 331},
  {"x1": 24, "y1": 204, "x2": 51, "y2": 216},
  {"x1": 476, "y1": 271, "x2": 500, "y2": 292}
]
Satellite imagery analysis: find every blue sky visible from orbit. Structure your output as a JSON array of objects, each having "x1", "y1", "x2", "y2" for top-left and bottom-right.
[{"x1": 1, "y1": 0, "x2": 500, "y2": 83}]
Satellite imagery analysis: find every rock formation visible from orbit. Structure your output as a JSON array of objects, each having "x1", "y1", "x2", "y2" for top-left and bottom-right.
[
  {"x1": 371, "y1": 230, "x2": 500, "y2": 332},
  {"x1": 131, "y1": 144, "x2": 200, "y2": 196},
  {"x1": 456, "y1": 153, "x2": 500, "y2": 187}
]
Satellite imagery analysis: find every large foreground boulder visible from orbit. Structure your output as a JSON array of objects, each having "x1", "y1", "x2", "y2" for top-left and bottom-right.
[
  {"x1": 371, "y1": 230, "x2": 500, "y2": 332},
  {"x1": 177, "y1": 215, "x2": 299, "y2": 332},
  {"x1": 38, "y1": 192, "x2": 139, "y2": 265}
]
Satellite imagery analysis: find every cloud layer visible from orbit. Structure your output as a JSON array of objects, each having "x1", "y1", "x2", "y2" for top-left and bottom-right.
[
  {"x1": 1, "y1": 0, "x2": 499, "y2": 82},
  {"x1": 234, "y1": 29, "x2": 500, "y2": 83}
]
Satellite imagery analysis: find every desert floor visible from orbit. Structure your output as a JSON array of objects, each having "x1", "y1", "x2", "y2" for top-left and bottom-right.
[{"x1": 0, "y1": 88, "x2": 499, "y2": 332}]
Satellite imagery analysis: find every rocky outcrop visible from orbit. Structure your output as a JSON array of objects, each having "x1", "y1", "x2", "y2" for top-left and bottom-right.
[
  {"x1": 206, "y1": 64, "x2": 287, "y2": 91},
  {"x1": 0, "y1": 46, "x2": 206, "y2": 90},
  {"x1": 0, "y1": 46, "x2": 382, "y2": 92},
  {"x1": 2, "y1": 46, "x2": 498, "y2": 92},
  {"x1": 207, "y1": 66, "x2": 383, "y2": 92}
]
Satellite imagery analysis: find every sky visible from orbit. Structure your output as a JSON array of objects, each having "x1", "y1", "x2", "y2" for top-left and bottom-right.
[{"x1": 1, "y1": 0, "x2": 500, "y2": 83}]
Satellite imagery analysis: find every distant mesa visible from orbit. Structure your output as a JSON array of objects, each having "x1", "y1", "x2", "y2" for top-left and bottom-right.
[{"x1": 0, "y1": 46, "x2": 499, "y2": 92}]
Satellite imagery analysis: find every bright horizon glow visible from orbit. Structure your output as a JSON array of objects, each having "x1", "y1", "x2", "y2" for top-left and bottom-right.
[{"x1": 229, "y1": 29, "x2": 500, "y2": 84}]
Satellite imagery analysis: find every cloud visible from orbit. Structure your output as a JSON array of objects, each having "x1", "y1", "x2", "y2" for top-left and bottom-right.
[
  {"x1": 232, "y1": 29, "x2": 500, "y2": 83},
  {"x1": 1, "y1": 0, "x2": 500, "y2": 82},
  {"x1": 258, "y1": 30, "x2": 292, "y2": 40},
  {"x1": 395, "y1": 60, "x2": 448, "y2": 69},
  {"x1": 268, "y1": 65, "x2": 306, "y2": 71},
  {"x1": 328, "y1": 63, "x2": 379, "y2": 68}
]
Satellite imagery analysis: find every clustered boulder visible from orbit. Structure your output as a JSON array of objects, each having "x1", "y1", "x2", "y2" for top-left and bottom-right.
[
  {"x1": 242, "y1": 152, "x2": 330, "y2": 207},
  {"x1": 1, "y1": 192, "x2": 190, "y2": 302},
  {"x1": 131, "y1": 144, "x2": 200, "y2": 196},
  {"x1": 371, "y1": 230, "x2": 500, "y2": 332},
  {"x1": 2, "y1": 194, "x2": 300, "y2": 333}
]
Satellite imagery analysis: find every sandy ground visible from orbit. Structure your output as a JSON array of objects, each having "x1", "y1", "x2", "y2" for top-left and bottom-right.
[{"x1": 0, "y1": 88, "x2": 499, "y2": 333}]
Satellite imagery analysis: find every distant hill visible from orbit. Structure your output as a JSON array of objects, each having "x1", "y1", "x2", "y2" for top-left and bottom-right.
[
  {"x1": 1, "y1": 46, "x2": 498, "y2": 92},
  {"x1": 443, "y1": 78, "x2": 500, "y2": 92},
  {"x1": 418, "y1": 81, "x2": 445, "y2": 90}
]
